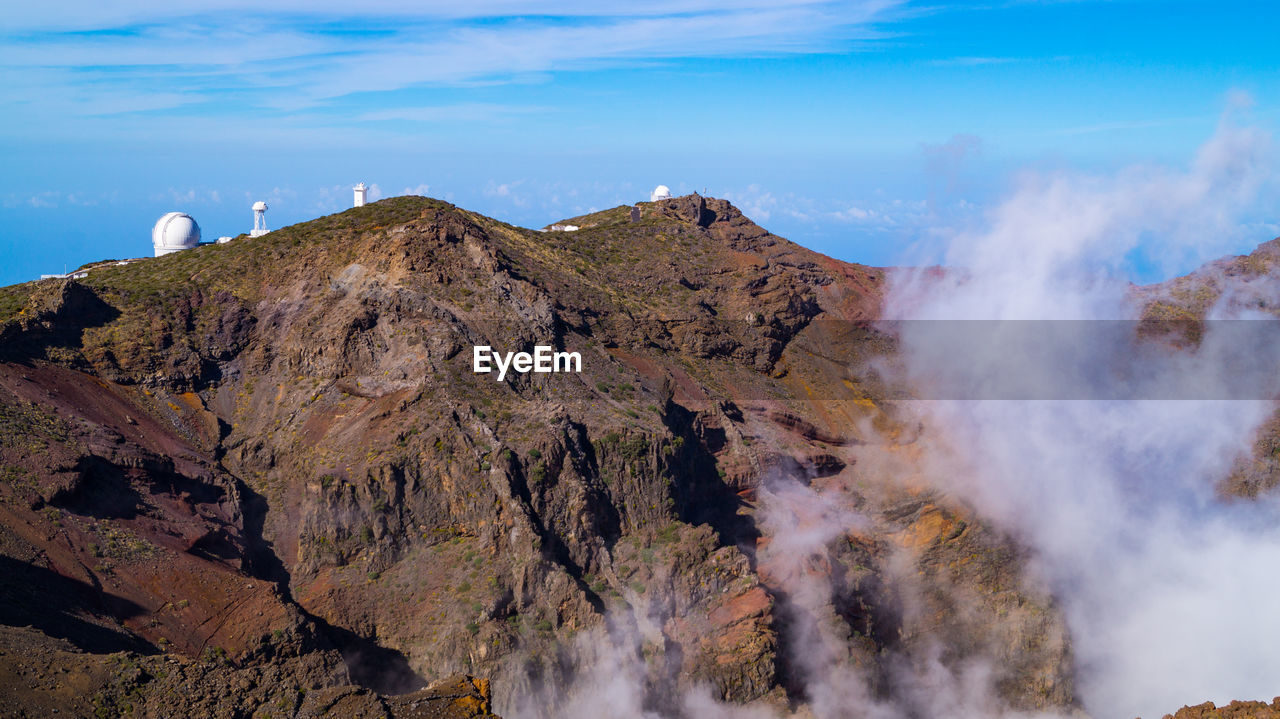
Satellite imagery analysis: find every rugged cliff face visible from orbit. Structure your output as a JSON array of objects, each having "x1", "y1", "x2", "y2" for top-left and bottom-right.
[
  {"x1": 1163, "y1": 699, "x2": 1280, "y2": 719},
  {"x1": 0, "y1": 195, "x2": 1075, "y2": 716}
]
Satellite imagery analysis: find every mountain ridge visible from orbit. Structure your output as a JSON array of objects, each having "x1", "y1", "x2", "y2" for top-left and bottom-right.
[{"x1": 3, "y1": 194, "x2": 1273, "y2": 717}]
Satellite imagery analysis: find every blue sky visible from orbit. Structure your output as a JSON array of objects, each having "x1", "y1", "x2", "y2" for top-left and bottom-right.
[{"x1": 1, "y1": 0, "x2": 1278, "y2": 286}]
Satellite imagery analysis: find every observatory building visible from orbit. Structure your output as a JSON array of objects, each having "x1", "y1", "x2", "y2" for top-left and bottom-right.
[
  {"x1": 250, "y1": 201, "x2": 269, "y2": 237},
  {"x1": 650, "y1": 185, "x2": 672, "y2": 202},
  {"x1": 152, "y1": 212, "x2": 201, "y2": 257},
  {"x1": 354, "y1": 183, "x2": 367, "y2": 208}
]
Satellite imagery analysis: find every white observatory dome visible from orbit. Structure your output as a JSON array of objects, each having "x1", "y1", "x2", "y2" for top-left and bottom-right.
[
  {"x1": 650, "y1": 185, "x2": 672, "y2": 202},
  {"x1": 252, "y1": 201, "x2": 268, "y2": 212},
  {"x1": 152, "y1": 212, "x2": 201, "y2": 257}
]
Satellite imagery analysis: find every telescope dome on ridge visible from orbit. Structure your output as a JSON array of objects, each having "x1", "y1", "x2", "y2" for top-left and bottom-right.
[{"x1": 152, "y1": 212, "x2": 201, "y2": 257}]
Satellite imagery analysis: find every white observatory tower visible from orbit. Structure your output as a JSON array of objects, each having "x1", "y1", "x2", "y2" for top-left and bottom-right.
[
  {"x1": 650, "y1": 185, "x2": 672, "y2": 202},
  {"x1": 353, "y1": 183, "x2": 367, "y2": 208},
  {"x1": 250, "y1": 201, "x2": 269, "y2": 237},
  {"x1": 152, "y1": 212, "x2": 201, "y2": 256}
]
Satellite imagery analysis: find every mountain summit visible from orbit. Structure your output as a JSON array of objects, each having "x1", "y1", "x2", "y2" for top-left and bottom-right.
[{"x1": 1, "y1": 195, "x2": 1095, "y2": 716}]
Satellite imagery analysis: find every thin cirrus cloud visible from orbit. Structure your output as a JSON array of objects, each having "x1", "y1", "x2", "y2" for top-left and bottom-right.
[
  {"x1": 0, "y1": 1, "x2": 903, "y2": 31},
  {"x1": 0, "y1": 1, "x2": 909, "y2": 126},
  {"x1": 354, "y1": 103, "x2": 550, "y2": 124},
  {"x1": 1049, "y1": 115, "x2": 1209, "y2": 136},
  {"x1": 929, "y1": 56, "x2": 1020, "y2": 67}
]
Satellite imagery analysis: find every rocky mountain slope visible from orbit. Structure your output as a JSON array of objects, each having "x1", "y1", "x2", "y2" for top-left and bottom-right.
[{"x1": 8, "y1": 193, "x2": 1258, "y2": 717}]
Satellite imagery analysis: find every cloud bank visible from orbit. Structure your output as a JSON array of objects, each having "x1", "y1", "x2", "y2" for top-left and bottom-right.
[{"x1": 887, "y1": 112, "x2": 1280, "y2": 718}]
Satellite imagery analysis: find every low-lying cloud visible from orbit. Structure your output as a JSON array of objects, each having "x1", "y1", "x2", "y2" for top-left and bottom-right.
[{"x1": 887, "y1": 110, "x2": 1280, "y2": 718}]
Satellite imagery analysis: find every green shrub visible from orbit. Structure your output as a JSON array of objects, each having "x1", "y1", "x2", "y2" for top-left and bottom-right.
[{"x1": 656, "y1": 523, "x2": 680, "y2": 544}]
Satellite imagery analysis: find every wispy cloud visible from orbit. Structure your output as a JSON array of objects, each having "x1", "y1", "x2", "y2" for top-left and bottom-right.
[
  {"x1": 2, "y1": 190, "x2": 107, "y2": 209},
  {"x1": 929, "y1": 56, "x2": 1020, "y2": 67},
  {"x1": 355, "y1": 103, "x2": 550, "y2": 124},
  {"x1": 929, "y1": 54, "x2": 1071, "y2": 67},
  {"x1": 1050, "y1": 115, "x2": 1208, "y2": 136},
  {"x1": 722, "y1": 184, "x2": 966, "y2": 235},
  {"x1": 0, "y1": 1, "x2": 901, "y2": 32},
  {"x1": 0, "y1": 1, "x2": 908, "y2": 134}
]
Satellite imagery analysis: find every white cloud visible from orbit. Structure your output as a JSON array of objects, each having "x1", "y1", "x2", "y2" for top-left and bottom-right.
[
  {"x1": 27, "y1": 192, "x2": 58, "y2": 208},
  {"x1": 721, "y1": 184, "x2": 949, "y2": 236},
  {"x1": 0, "y1": 1, "x2": 903, "y2": 32},
  {"x1": 484, "y1": 180, "x2": 520, "y2": 198},
  {"x1": 4, "y1": 190, "x2": 118, "y2": 208},
  {"x1": 170, "y1": 188, "x2": 197, "y2": 204},
  {"x1": 831, "y1": 205, "x2": 872, "y2": 221},
  {"x1": 1050, "y1": 115, "x2": 1206, "y2": 137},
  {"x1": 356, "y1": 103, "x2": 548, "y2": 124},
  {"x1": 722, "y1": 183, "x2": 777, "y2": 221},
  {"x1": 885, "y1": 113, "x2": 1280, "y2": 719},
  {"x1": 928, "y1": 56, "x2": 1019, "y2": 67},
  {"x1": 0, "y1": 1, "x2": 908, "y2": 130}
]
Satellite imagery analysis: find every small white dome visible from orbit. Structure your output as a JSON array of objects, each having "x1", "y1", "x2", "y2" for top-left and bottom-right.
[
  {"x1": 650, "y1": 185, "x2": 672, "y2": 202},
  {"x1": 252, "y1": 201, "x2": 268, "y2": 211},
  {"x1": 152, "y1": 212, "x2": 201, "y2": 257}
]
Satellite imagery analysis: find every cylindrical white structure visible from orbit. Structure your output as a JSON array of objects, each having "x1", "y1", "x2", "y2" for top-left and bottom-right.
[
  {"x1": 353, "y1": 182, "x2": 367, "y2": 208},
  {"x1": 650, "y1": 185, "x2": 672, "y2": 202},
  {"x1": 152, "y1": 212, "x2": 201, "y2": 256},
  {"x1": 250, "y1": 201, "x2": 268, "y2": 237}
]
